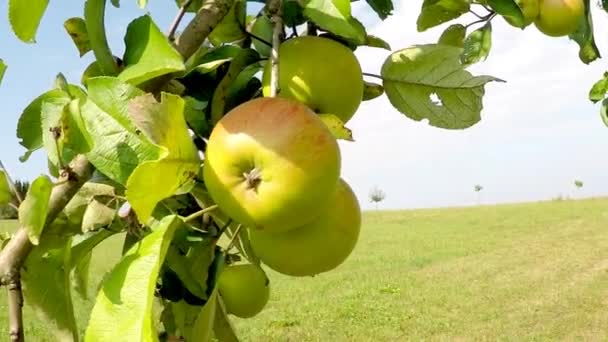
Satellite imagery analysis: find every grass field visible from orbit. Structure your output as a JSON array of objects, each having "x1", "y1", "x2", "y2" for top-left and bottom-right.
[{"x1": 1, "y1": 198, "x2": 608, "y2": 341}]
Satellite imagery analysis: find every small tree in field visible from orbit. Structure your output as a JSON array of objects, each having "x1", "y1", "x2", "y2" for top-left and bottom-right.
[
  {"x1": 0, "y1": 0, "x2": 607, "y2": 340},
  {"x1": 474, "y1": 184, "x2": 483, "y2": 205},
  {"x1": 369, "y1": 186, "x2": 386, "y2": 210},
  {"x1": 574, "y1": 180, "x2": 584, "y2": 189}
]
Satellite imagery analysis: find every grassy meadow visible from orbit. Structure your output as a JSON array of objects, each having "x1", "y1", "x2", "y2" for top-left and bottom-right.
[{"x1": 1, "y1": 197, "x2": 608, "y2": 340}]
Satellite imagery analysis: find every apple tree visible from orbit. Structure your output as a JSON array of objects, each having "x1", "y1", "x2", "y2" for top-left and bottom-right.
[{"x1": 0, "y1": 0, "x2": 604, "y2": 340}]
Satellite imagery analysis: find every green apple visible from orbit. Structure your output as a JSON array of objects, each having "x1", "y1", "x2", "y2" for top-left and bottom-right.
[
  {"x1": 217, "y1": 263, "x2": 270, "y2": 318},
  {"x1": 504, "y1": 0, "x2": 540, "y2": 28},
  {"x1": 249, "y1": 179, "x2": 361, "y2": 277},
  {"x1": 203, "y1": 97, "x2": 341, "y2": 233},
  {"x1": 534, "y1": 0, "x2": 584, "y2": 37},
  {"x1": 261, "y1": 36, "x2": 364, "y2": 123}
]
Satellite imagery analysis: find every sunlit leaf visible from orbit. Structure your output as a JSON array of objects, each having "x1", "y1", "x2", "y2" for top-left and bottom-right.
[
  {"x1": 461, "y1": 22, "x2": 492, "y2": 66},
  {"x1": 80, "y1": 77, "x2": 164, "y2": 185},
  {"x1": 209, "y1": 0, "x2": 247, "y2": 46},
  {"x1": 18, "y1": 175, "x2": 53, "y2": 245},
  {"x1": 119, "y1": 15, "x2": 185, "y2": 85},
  {"x1": 382, "y1": 44, "x2": 503, "y2": 129},
  {"x1": 0, "y1": 170, "x2": 11, "y2": 205},
  {"x1": 64, "y1": 17, "x2": 91, "y2": 57},
  {"x1": 417, "y1": 0, "x2": 469, "y2": 32},
  {"x1": 318, "y1": 114, "x2": 354, "y2": 141},
  {"x1": 8, "y1": 0, "x2": 49, "y2": 43},
  {"x1": 304, "y1": 0, "x2": 367, "y2": 43},
  {"x1": 487, "y1": 0, "x2": 524, "y2": 27},
  {"x1": 85, "y1": 215, "x2": 181, "y2": 342},
  {"x1": 126, "y1": 93, "x2": 200, "y2": 222},
  {"x1": 0, "y1": 60, "x2": 6, "y2": 86},
  {"x1": 82, "y1": 198, "x2": 117, "y2": 232},
  {"x1": 363, "y1": 81, "x2": 384, "y2": 101},
  {"x1": 438, "y1": 24, "x2": 466, "y2": 47}
]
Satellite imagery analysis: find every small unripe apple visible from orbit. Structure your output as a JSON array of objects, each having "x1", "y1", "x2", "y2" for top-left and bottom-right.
[
  {"x1": 534, "y1": 0, "x2": 584, "y2": 37},
  {"x1": 217, "y1": 263, "x2": 270, "y2": 318},
  {"x1": 504, "y1": 0, "x2": 540, "y2": 28}
]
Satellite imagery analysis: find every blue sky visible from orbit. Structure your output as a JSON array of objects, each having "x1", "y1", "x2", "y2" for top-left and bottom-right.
[{"x1": 1, "y1": 1, "x2": 607, "y2": 210}]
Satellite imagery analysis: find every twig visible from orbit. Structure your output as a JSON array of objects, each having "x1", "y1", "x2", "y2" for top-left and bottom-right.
[
  {"x1": 465, "y1": 12, "x2": 496, "y2": 29},
  {"x1": 184, "y1": 205, "x2": 219, "y2": 223},
  {"x1": 175, "y1": 0, "x2": 235, "y2": 60},
  {"x1": 168, "y1": 0, "x2": 193, "y2": 41},
  {"x1": 362, "y1": 72, "x2": 384, "y2": 81},
  {"x1": 0, "y1": 155, "x2": 94, "y2": 342},
  {"x1": 267, "y1": 0, "x2": 283, "y2": 97},
  {"x1": 8, "y1": 203, "x2": 18, "y2": 212},
  {"x1": 7, "y1": 279, "x2": 23, "y2": 342},
  {"x1": 225, "y1": 224, "x2": 242, "y2": 251},
  {"x1": 0, "y1": 161, "x2": 23, "y2": 204}
]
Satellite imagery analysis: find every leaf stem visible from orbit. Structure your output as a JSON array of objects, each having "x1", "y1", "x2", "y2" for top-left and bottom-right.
[
  {"x1": 168, "y1": 0, "x2": 193, "y2": 41},
  {"x1": 363, "y1": 72, "x2": 384, "y2": 81},
  {"x1": 267, "y1": 0, "x2": 283, "y2": 97},
  {"x1": 225, "y1": 224, "x2": 242, "y2": 251},
  {"x1": 465, "y1": 12, "x2": 496, "y2": 29},
  {"x1": 184, "y1": 205, "x2": 219, "y2": 223}
]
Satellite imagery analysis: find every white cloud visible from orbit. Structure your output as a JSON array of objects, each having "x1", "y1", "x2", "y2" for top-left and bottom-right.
[{"x1": 341, "y1": 1, "x2": 608, "y2": 210}]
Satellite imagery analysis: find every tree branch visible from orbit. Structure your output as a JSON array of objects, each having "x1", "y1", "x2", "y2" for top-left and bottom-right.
[
  {"x1": 267, "y1": 0, "x2": 283, "y2": 97},
  {"x1": 168, "y1": 0, "x2": 193, "y2": 42},
  {"x1": 175, "y1": 0, "x2": 235, "y2": 61},
  {"x1": 0, "y1": 155, "x2": 94, "y2": 342}
]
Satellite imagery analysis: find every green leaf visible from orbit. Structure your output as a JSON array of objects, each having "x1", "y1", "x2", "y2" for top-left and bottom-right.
[
  {"x1": 16, "y1": 87, "x2": 85, "y2": 162},
  {"x1": 461, "y1": 22, "x2": 492, "y2": 66},
  {"x1": 85, "y1": 215, "x2": 181, "y2": 342},
  {"x1": 283, "y1": 0, "x2": 307, "y2": 26},
  {"x1": 119, "y1": 15, "x2": 186, "y2": 86},
  {"x1": 589, "y1": 72, "x2": 608, "y2": 103},
  {"x1": 304, "y1": 0, "x2": 367, "y2": 43},
  {"x1": 85, "y1": 0, "x2": 120, "y2": 75},
  {"x1": 138, "y1": 0, "x2": 148, "y2": 7},
  {"x1": 211, "y1": 49, "x2": 261, "y2": 124},
  {"x1": 365, "y1": 35, "x2": 391, "y2": 50},
  {"x1": 209, "y1": 0, "x2": 247, "y2": 46},
  {"x1": 111, "y1": 0, "x2": 120, "y2": 6},
  {"x1": 18, "y1": 175, "x2": 53, "y2": 245},
  {"x1": 381, "y1": 44, "x2": 503, "y2": 129},
  {"x1": 318, "y1": 114, "x2": 354, "y2": 141},
  {"x1": 568, "y1": 0, "x2": 600, "y2": 64},
  {"x1": 70, "y1": 228, "x2": 116, "y2": 299},
  {"x1": 22, "y1": 235, "x2": 79, "y2": 342},
  {"x1": 183, "y1": 96, "x2": 209, "y2": 137},
  {"x1": 601, "y1": 98, "x2": 608, "y2": 128},
  {"x1": 64, "y1": 17, "x2": 91, "y2": 57},
  {"x1": 192, "y1": 287, "x2": 218, "y2": 341},
  {"x1": 81, "y1": 77, "x2": 164, "y2": 185},
  {"x1": 214, "y1": 296, "x2": 239, "y2": 342},
  {"x1": 225, "y1": 62, "x2": 264, "y2": 113},
  {"x1": 125, "y1": 93, "x2": 200, "y2": 222},
  {"x1": 487, "y1": 0, "x2": 524, "y2": 27},
  {"x1": 0, "y1": 170, "x2": 11, "y2": 205},
  {"x1": 365, "y1": 0, "x2": 394, "y2": 19},
  {"x1": 185, "y1": 45, "x2": 243, "y2": 76},
  {"x1": 8, "y1": 0, "x2": 49, "y2": 43},
  {"x1": 73, "y1": 250, "x2": 93, "y2": 299},
  {"x1": 417, "y1": 0, "x2": 470, "y2": 32},
  {"x1": 40, "y1": 97, "x2": 85, "y2": 168},
  {"x1": 0, "y1": 59, "x2": 6, "y2": 86},
  {"x1": 166, "y1": 246, "x2": 206, "y2": 299},
  {"x1": 82, "y1": 198, "x2": 117, "y2": 232},
  {"x1": 250, "y1": 15, "x2": 273, "y2": 57},
  {"x1": 363, "y1": 81, "x2": 384, "y2": 101},
  {"x1": 438, "y1": 24, "x2": 466, "y2": 47}
]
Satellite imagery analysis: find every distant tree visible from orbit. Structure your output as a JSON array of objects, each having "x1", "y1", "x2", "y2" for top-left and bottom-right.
[
  {"x1": 474, "y1": 184, "x2": 483, "y2": 205},
  {"x1": 574, "y1": 180, "x2": 584, "y2": 189},
  {"x1": 369, "y1": 186, "x2": 386, "y2": 210}
]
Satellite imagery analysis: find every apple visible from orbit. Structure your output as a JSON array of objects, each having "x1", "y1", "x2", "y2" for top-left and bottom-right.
[
  {"x1": 504, "y1": 0, "x2": 539, "y2": 28},
  {"x1": 217, "y1": 263, "x2": 270, "y2": 318},
  {"x1": 261, "y1": 36, "x2": 364, "y2": 123},
  {"x1": 249, "y1": 179, "x2": 361, "y2": 277},
  {"x1": 203, "y1": 97, "x2": 341, "y2": 233},
  {"x1": 534, "y1": 0, "x2": 584, "y2": 37}
]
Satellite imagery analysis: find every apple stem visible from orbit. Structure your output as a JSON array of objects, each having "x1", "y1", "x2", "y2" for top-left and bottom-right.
[
  {"x1": 267, "y1": 0, "x2": 283, "y2": 97},
  {"x1": 243, "y1": 168, "x2": 262, "y2": 191}
]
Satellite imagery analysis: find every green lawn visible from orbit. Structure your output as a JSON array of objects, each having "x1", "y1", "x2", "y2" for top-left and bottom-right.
[{"x1": 2, "y1": 198, "x2": 608, "y2": 340}]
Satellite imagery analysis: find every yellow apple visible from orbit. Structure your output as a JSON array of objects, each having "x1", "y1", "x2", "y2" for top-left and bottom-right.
[
  {"x1": 203, "y1": 97, "x2": 341, "y2": 233},
  {"x1": 534, "y1": 0, "x2": 584, "y2": 37},
  {"x1": 249, "y1": 179, "x2": 361, "y2": 277},
  {"x1": 261, "y1": 36, "x2": 364, "y2": 123}
]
